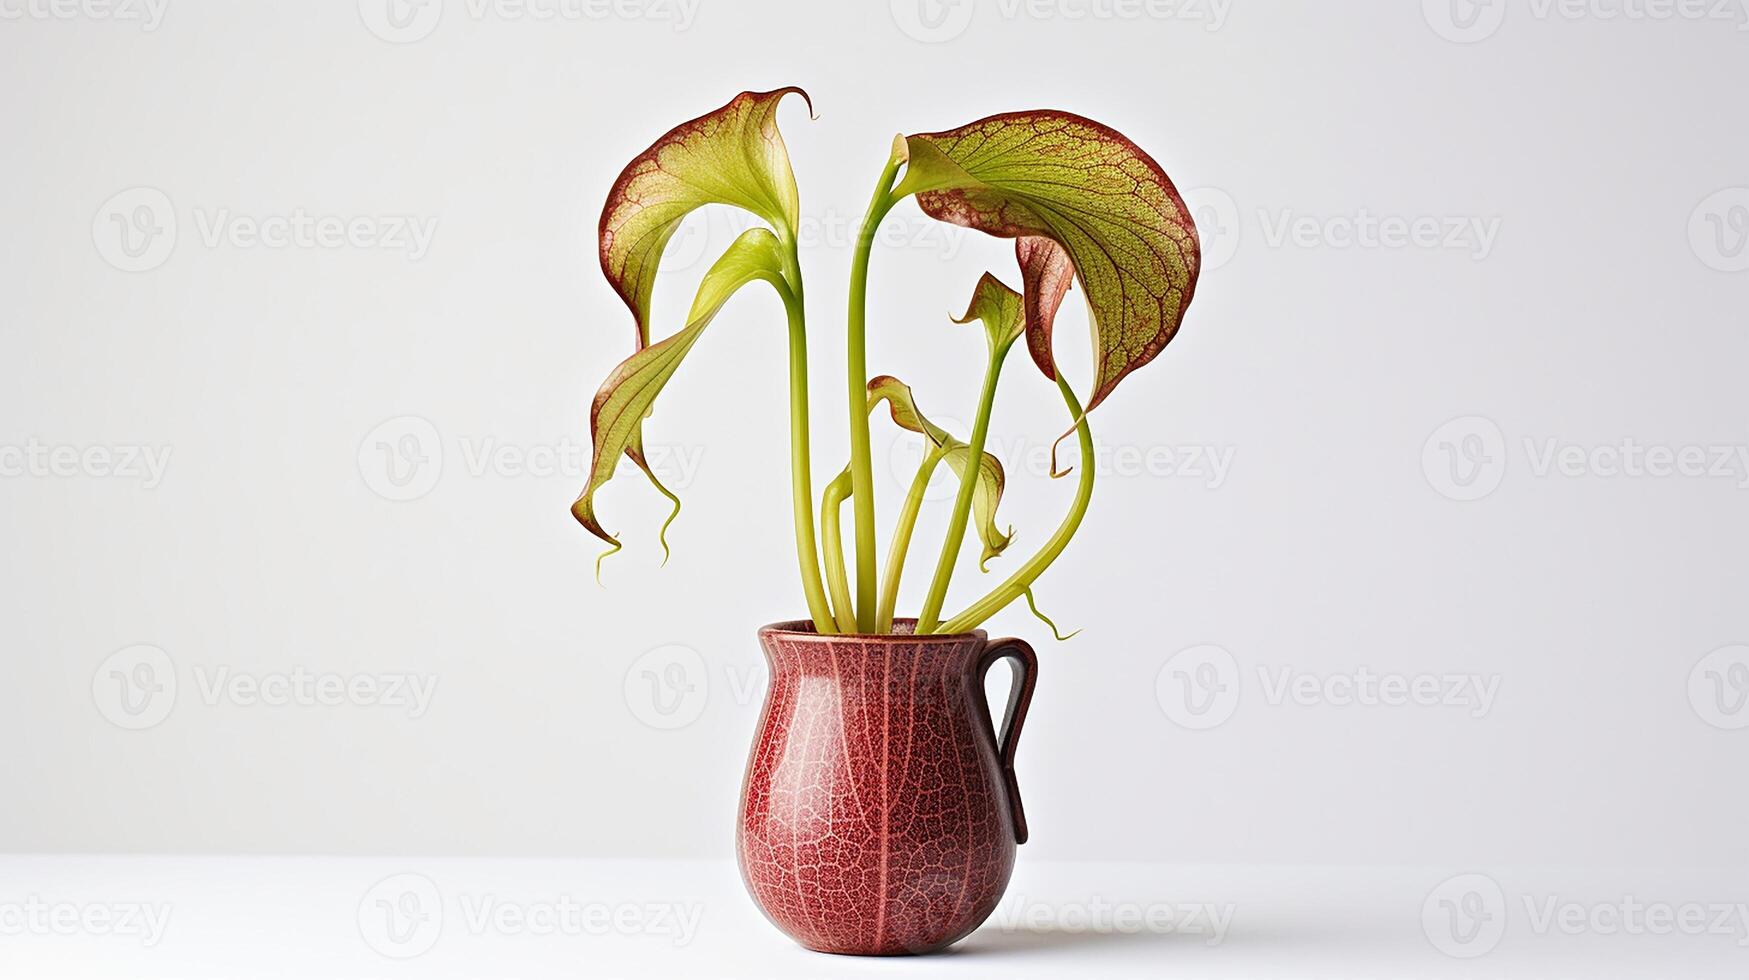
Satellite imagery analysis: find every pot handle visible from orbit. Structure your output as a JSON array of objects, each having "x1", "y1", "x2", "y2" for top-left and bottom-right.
[{"x1": 977, "y1": 637, "x2": 1038, "y2": 845}]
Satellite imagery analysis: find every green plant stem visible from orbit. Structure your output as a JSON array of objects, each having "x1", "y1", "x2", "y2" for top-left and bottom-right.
[
  {"x1": 876, "y1": 444, "x2": 948, "y2": 632},
  {"x1": 936, "y1": 374, "x2": 1095, "y2": 635},
  {"x1": 777, "y1": 240, "x2": 838, "y2": 634},
  {"x1": 916, "y1": 351, "x2": 1004, "y2": 633},
  {"x1": 820, "y1": 469, "x2": 859, "y2": 633},
  {"x1": 845, "y1": 154, "x2": 905, "y2": 633}
]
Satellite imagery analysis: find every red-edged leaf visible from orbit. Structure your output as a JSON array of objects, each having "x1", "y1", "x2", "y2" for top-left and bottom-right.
[
  {"x1": 895, "y1": 111, "x2": 1200, "y2": 412},
  {"x1": 869, "y1": 375, "x2": 1013, "y2": 569},
  {"x1": 599, "y1": 87, "x2": 810, "y2": 348},
  {"x1": 1016, "y1": 236, "x2": 1075, "y2": 382},
  {"x1": 573, "y1": 229, "x2": 787, "y2": 557}
]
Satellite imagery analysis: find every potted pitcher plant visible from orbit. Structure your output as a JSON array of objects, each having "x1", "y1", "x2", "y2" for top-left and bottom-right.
[{"x1": 574, "y1": 88, "x2": 1201, "y2": 955}]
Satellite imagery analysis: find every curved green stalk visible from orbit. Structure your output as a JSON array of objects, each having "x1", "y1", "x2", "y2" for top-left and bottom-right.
[
  {"x1": 877, "y1": 444, "x2": 949, "y2": 632},
  {"x1": 937, "y1": 374, "x2": 1094, "y2": 635},
  {"x1": 820, "y1": 469, "x2": 859, "y2": 633},
  {"x1": 845, "y1": 152, "x2": 906, "y2": 633},
  {"x1": 778, "y1": 239, "x2": 839, "y2": 634},
  {"x1": 916, "y1": 352, "x2": 1004, "y2": 633}
]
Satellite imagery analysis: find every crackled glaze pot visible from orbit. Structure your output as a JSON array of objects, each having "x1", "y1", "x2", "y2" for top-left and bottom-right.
[{"x1": 736, "y1": 620, "x2": 1038, "y2": 955}]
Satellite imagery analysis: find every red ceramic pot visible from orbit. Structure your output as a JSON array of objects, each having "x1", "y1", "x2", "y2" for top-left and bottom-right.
[{"x1": 736, "y1": 620, "x2": 1038, "y2": 955}]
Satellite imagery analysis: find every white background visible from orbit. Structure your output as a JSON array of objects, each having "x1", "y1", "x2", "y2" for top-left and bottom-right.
[{"x1": 2, "y1": 0, "x2": 1747, "y2": 971}]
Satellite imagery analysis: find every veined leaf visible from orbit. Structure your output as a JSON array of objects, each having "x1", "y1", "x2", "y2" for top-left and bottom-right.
[
  {"x1": 599, "y1": 87, "x2": 811, "y2": 346},
  {"x1": 894, "y1": 111, "x2": 1200, "y2": 413},
  {"x1": 595, "y1": 89, "x2": 812, "y2": 552},
  {"x1": 867, "y1": 376, "x2": 1013, "y2": 570},
  {"x1": 1016, "y1": 236, "x2": 1075, "y2": 379},
  {"x1": 573, "y1": 229, "x2": 788, "y2": 554}
]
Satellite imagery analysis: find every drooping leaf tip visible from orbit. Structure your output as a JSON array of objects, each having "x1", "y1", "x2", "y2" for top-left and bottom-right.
[
  {"x1": 772, "y1": 85, "x2": 817, "y2": 121},
  {"x1": 656, "y1": 496, "x2": 681, "y2": 567},
  {"x1": 592, "y1": 538, "x2": 621, "y2": 586},
  {"x1": 1024, "y1": 587, "x2": 1081, "y2": 642},
  {"x1": 978, "y1": 525, "x2": 1016, "y2": 573}
]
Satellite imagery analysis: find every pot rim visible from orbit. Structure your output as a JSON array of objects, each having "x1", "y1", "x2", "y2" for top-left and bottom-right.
[{"x1": 759, "y1": 618, "x2": 988, "y2": 643}]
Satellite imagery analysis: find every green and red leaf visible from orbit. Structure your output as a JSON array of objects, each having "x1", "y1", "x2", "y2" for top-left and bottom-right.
[
  {"x1": 1016, "y1": 236, "x2": 1075, "y2": 382},
  {"x1": 573, "y1": 228, "x2": 788, "y2": 556},
  {"x1": 598, "y1": 87, "x2": 810, "y2": 347},
  {"x1": 894, "y1": 111, "x2": 1200, "y2": 412},
  {"x1": 868, "y1": 375, "x2": 1013, "y2": 570},
  {"x1": 952, "y1": 270, "x2": 1026, "y2": 359}
]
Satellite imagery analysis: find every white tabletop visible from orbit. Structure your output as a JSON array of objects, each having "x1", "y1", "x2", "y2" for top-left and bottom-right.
[{"x1": 1, "y1": 856, "x2": 1742, "y2": 977}]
